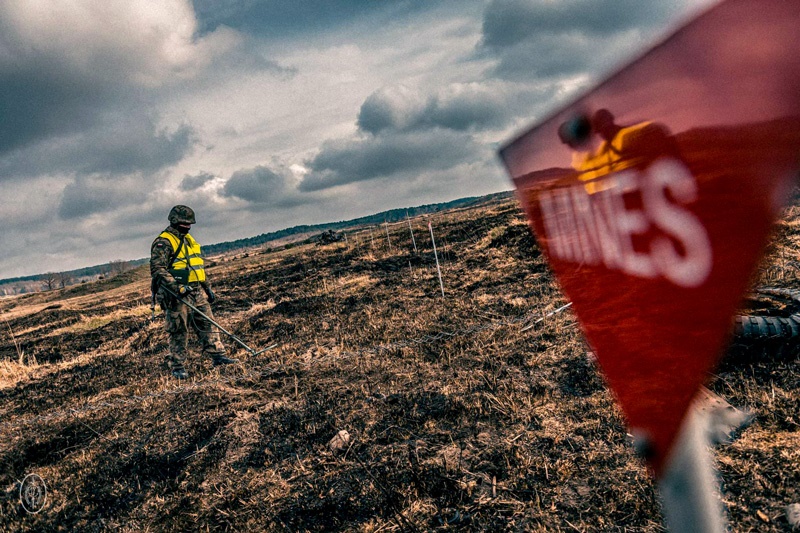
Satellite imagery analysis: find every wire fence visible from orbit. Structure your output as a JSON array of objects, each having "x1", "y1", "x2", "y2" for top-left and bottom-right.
[{"x1": 0, "y1": 302, "x2": 574, "y2": 432}]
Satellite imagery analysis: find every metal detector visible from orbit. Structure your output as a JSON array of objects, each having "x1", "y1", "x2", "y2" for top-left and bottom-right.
[{"x1": 161, "y1": 286, "x2": 278, "y2": 356}]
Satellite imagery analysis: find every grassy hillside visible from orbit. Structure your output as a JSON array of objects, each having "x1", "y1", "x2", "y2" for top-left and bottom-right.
[
  {"x1": 0, "y1": 195, "x2": 797, "y2": 531},
  {"x1": 0, "y1": 194, "x2": 506, "y2": 295}
]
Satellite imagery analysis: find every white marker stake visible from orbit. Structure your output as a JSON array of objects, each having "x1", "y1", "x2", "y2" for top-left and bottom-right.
[
  {"x1": 657, "y1": 408, "x2": 728, "y2": 533},
  {"x1": 407, "y1": 212, "x2": 418, "y2": 253},
  {"x1": 429, "y1": 221, "x2": 445, "y2": 299},
  {"x1": 385, "y1": 221, "x2": 392, "y2": 251}
]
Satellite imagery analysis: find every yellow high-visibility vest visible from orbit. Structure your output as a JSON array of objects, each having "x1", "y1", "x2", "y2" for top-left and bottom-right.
[
  {"x1": 573, "y1": 121, "x2": 655, "y2": 193},
  {"x1": 159, "y1": 231, "x2": 206, "y2": 284}
]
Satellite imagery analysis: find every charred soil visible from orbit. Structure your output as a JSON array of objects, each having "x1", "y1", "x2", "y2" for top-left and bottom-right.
[{"x1": 1, "y1": 196, "x2": 798, "y2": 531}]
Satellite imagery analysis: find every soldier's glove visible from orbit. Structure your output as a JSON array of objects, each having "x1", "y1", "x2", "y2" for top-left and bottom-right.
[
  {"x1": 204, "y1": 286, "x2": 217, "y2": 304},
  {"x1": 178, "y1": 285, "x2": 194, "y2": 296}
]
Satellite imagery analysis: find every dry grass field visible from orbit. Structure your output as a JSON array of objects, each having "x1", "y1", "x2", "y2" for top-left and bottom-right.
[{"x1": 1, "y1": 194, "x2": 798, "y2": 531}]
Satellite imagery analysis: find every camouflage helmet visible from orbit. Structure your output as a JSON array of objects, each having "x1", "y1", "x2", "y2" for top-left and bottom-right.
[{"x1": 168, "y1": 205, "x2": 196, "y2": 225}]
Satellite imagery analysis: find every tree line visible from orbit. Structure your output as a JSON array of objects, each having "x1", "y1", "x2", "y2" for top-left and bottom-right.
[{"x1": 0, "y1": 192, "x2": 511, "y2": 296}]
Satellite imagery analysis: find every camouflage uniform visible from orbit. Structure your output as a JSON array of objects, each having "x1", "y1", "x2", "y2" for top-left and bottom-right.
[{"x1": 150, "y1": 207, "x2": 228, "y2": 373}]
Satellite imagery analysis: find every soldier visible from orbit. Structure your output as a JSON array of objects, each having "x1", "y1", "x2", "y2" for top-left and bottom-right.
[
  {"x1": 150, "y1": 205, "x2": 238, "y2": 379},
  {"x1": 560, "y1": 109, "x2": 678, "y2": 194}
]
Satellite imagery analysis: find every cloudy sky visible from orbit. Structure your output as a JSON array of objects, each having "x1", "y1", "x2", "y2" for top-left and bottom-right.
[{"x1": 0, "y1": 0, "x2": 716, "y2": 279}]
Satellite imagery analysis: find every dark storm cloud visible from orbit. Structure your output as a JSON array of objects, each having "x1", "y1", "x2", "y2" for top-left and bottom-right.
[
  {"x1": 426, "y1": 90, "x2": 514, "y2": 131},
  {"x1": 305, "y1": 78, "x2": 539, "y2": 194},
  {"x1": 221, "y1": 165, "x2": 305, "y2": 207},
  {"x1": 192, "y1": 0, "x2": 431, "y2": 39},
  {"x1": 0, "y1": 44, "x2": 281, "y2": 169},
  {"x1": 481, "y1": 0, "x2": 677, "y2": 48},
  {"x1": 0, "y1": 7, "x2": 158, "y2": 160},
  {"x1": 299, "y1": 130, "x2": 478, "y2": 192},
  {"x1": 490, "y1": 33, "x2": 607, "y2": 81},
  {"x1": 356, "y1": 86, "x2": 425, "y2": 134},
  {"x1": 0, "y1": 2, "x2": 273, "y2": 182},
  {"x1": 0, "y1": 112, "x2": 197, "y2": 180},
  {"x1": 357, "y1": 85, "x2": 534, "y2": 135},
  {"x1": 58, "y1": 175, "x2": 149, "y2": 220},
  {"x1": 480, "y1": 0, "x2": 694, "y2": 80},
  {"x1": 0, "y1": 63, "x2": 112, "y2": 157},
  {"x1": 180, "y1": 171, "x2": 217, "y2": 191},
  {"x1": 73, "y1": 118, "x2": 197, "y2": 176}
]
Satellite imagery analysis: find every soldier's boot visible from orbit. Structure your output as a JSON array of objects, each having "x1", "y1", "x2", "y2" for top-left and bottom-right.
[
  {"x1": 212, "y1": 355, "x2": 240, "y2": 367},
  {"x1": 167, "y1": 350, "x2": 188, "y2": 379}
]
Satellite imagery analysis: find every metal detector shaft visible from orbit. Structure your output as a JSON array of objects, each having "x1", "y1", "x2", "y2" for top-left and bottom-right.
[{"x1": 162, "y1": 287, "x2": 275, "y2": 356}]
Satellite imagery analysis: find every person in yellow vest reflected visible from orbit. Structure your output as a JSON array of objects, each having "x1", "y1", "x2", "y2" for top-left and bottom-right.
[
  {"x1": 150, "y1": 205, "x2": 238, "y2": 379},
  {"x1": 560, "y1": 109, "x2": 679, "y2": 194}
]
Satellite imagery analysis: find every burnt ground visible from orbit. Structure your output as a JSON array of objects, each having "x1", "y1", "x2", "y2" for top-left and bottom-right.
[{"x1": 0, "y1": 195, "x2": 798, "y2": 532}]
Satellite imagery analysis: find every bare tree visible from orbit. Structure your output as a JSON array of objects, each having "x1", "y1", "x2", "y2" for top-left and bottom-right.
[
  {"x1": 40, "y1": 272, "x2": 57, "y2": 291},
  {"x1": 108, "y1": 260, "x2": 131, "y2": 276},
  {"x1": 56, "y1": 272, "x2": 72, "y2": 289}
]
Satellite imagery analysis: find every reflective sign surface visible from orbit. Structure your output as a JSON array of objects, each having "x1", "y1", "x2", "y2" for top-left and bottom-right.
[{"x1": 499, "y1": 0, "x2": 800, "y2": 475}]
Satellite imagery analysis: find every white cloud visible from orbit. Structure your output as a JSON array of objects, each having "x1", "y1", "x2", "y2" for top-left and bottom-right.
[
  {"x1": 0, "y1": 0, "x2": 722, "y2": 278},
  {"x1": 0, "y1": 0, "x2": 234, "y2": 85}
]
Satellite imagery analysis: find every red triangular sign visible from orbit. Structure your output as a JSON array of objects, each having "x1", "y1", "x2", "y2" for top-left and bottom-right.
[{"x1": 499, "y1": 0, "x2": 800, "y2": 476}]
